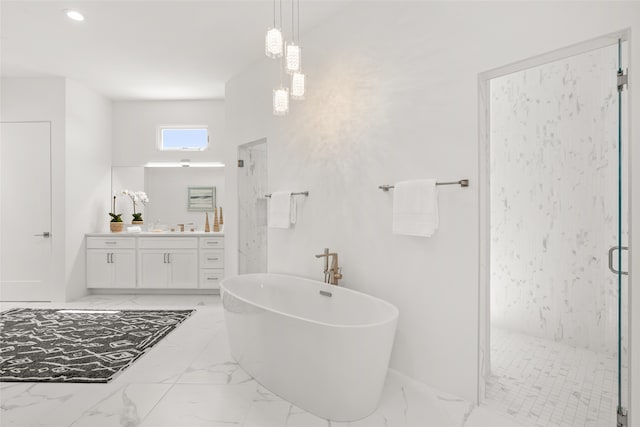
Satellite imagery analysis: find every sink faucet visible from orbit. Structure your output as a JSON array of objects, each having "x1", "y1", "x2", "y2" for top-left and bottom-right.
[{"x1": 315, "y1": 248, "x2": 343, "y2": 286}]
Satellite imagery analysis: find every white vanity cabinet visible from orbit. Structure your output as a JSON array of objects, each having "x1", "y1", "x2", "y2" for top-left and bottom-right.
[
  {"x1": 85, "y1": 233, "x2": 224, "y2": 290},
  {"x1": 199, "y1": 237, "x2": 224, "y2": 289},
  {"x1": 86, "y1": 237, "x2": 136, "y2": 288},
  {"x1": 138, "y1": 238, "x2": 198, "y2": 288}
]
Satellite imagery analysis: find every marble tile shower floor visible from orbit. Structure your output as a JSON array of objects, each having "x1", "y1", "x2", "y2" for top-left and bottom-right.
[
  {"x1": 485, "y1": 328, "x2": 617, "y2": 427},
  {"x1": 1, "y1": 294, "x2": 515, "y2": 427}
]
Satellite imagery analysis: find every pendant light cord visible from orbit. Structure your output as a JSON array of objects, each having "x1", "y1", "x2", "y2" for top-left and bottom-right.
[
  {"x1": 272, "y1": 0, "x2": 275, "y2": 27},
  {"x1": 297, "y1": 0, "x2": 300, "y2": 42}
]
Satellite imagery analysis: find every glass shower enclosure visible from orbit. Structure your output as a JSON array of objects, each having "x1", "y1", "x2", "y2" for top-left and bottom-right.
[{"x1": 483, "y1": 34, "x2": 629, "y2": 426}]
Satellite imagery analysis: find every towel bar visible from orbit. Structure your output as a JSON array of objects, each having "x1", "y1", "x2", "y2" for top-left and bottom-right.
[
  {"x1": 265, "y1": 191, "x2": 309, "y2": 198},
  {"x1": 378, "y1": 180, "x2": 469, "y2": 191}
]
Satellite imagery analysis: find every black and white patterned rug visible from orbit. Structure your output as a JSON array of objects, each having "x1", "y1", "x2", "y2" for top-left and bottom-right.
[{"x1": 0, "y1": 308, "x2": 194, "y2": 383}]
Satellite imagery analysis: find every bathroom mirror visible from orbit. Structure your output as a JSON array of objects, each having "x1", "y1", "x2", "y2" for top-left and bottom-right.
[{"x1": 111, "y1": 165, "x2": 225, "y2": 228}]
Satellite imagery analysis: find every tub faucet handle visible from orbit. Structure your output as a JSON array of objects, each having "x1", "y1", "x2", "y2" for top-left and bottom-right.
[{"x1": 334, "y1": 267, "x2": 343, "y2": 281}]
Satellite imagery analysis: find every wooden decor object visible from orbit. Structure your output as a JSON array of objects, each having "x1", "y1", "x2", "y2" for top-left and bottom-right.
[
  {"x1": 219, "y1": 207, "x2": 224, "y2": 225},
  {"x1": 213, "y1": 207, "x2": 220, "y2": 232},
  {"x1": 204, "y1": 212, "x2": 210, "y2": 232}
]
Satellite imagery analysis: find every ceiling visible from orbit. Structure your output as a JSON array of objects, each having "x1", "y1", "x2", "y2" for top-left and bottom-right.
[{"x1": 0, "y1": 1, "x2": 348, "y2": 100}]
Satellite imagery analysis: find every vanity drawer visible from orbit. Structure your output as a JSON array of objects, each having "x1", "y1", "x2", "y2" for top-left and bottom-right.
[
  {"x1": 200, "y1": 237, "x2": 224, "y2": 249},
  {"x1": 199, "y1": 269, "x2": 223, "y2": 289},
  {"x1": 139, "y1": 237, "x2": 197, "y2": 249},
  {"x1": 200, "y1": 249, "x2": 224, "y2": 268},
  {"x1": 87, "y1": 237, "x2": 136, "y2": 249}
]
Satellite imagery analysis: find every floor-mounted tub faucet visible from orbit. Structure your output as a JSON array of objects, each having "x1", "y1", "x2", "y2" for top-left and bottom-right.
[{"x1": 315, "y1": 248, "x2": 342, "y2": 286}]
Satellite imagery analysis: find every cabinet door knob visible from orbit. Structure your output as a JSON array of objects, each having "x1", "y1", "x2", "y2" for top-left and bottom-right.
[{"x1": 34, "y1": 232, "x2": 51, "y2": 238}]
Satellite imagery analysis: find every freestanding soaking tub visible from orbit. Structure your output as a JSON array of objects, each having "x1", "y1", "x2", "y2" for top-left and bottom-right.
[{"x1": 220, "y1": 273, "x2": 399, "y2": 422}]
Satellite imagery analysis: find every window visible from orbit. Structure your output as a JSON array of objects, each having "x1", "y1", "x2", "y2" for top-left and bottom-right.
[{"x1": 158, "y1": 126, "x2": 209, "y2": 151}]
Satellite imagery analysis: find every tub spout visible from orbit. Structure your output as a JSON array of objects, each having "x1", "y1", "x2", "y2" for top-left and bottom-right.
[{"x1": 315, "y1": 248, "x2": 330, "y2": 282}]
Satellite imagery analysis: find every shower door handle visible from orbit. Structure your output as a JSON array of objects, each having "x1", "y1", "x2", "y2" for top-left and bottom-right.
[{"x1": 608, "y1": 246, "x2": 628, "y2": 276}]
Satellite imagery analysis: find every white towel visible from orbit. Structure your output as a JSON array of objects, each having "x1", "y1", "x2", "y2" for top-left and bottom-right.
[
  {"x1": 269, "y1": 191, "x2": 293, "y2": 228},
  {"x1": 392, "y1": 179, "x2": 439, "y2": 237}
]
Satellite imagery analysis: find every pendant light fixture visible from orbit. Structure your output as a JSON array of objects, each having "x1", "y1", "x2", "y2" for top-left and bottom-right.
[
  {"x1": 290, "y1": 0, "x2": 305, "y2": 100},
  {"x1": 291, "y1": 72, "x2": 305, "y2": 100},
  {"x1": 273, "y1": 43, "x2": 290, "y2": 115},
  {"x1": 269, "y1": 0, "x2": 304, "y2": 114},
  {"x1": 265, "y1": 0, "x2": 283, "y2": 58},
  {"x1": 285, "y1": 44, "x2": 301, "y2": 74},
  {"x1": 273, "y1": 87, "x2": 290, "y2": 115},
  {"x1": 285, "y1": 0, "x2": 301, "y2": 74}
]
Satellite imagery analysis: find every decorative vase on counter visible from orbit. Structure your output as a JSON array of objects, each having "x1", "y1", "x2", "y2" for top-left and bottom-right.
[
  {"x1": 110, "y1": 222, "x2": 124, "y2": 233},
  {"x1": 132, "y1": 220, "x2": 144, "y2": 225},
  {"x1": 213, "y1": 207, "x2": 220, "y2": 232}
]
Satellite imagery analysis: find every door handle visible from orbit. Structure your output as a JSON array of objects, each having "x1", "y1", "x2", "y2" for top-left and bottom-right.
[
  {"x1": 34, "y1": 232, "x2": 50, "y2": 238},
  {"x1": 608, "y1": 246, "x2": 629, "y2": 275},
  {"x1": 107, "y1": 253, "x2": 110, "y2": 264},
  {"x1": 167, "y1": 253, "x2": 171, "y2": 263},
  {"x1": 163, "y1": 253, "x2": 167, "y2": 264}
]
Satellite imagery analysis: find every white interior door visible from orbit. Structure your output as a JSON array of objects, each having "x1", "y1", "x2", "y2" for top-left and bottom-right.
[{"x1": 0, "y1": 121, "x2": 52, "y2": 301}]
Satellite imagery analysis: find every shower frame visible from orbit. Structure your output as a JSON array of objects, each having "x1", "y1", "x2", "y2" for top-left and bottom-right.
[{"x1": 477, "y1": 29, "x2": 631, "y2": 422}]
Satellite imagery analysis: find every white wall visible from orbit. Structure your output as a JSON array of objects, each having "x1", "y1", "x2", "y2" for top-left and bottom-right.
[
  {"x1": 65, "y1": 79, "x2": 113, "y2": 301},
  {"x1": 1, "y1": 77, "x2": 67, "y2": 302},
  {"x1": 225, "y1": 2, "x2": 640, "y2": 407},
  {"x1": 144, "y1": 167, "x2": 225, "y2": 228},
  {"x1": 1, "y1": 77, "x2": 112, "y2": 302},
  {"x1": 112, "y1": 100, "x2": 225, "y2": 166}
]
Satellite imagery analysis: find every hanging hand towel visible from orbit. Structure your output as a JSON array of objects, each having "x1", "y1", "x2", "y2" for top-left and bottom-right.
[
  {"x1": 269, "y1": 191, "x2": 293, "y2": 228},
  {"x1": 392, "y1": 179, "x2": 439, "y2": 237}
]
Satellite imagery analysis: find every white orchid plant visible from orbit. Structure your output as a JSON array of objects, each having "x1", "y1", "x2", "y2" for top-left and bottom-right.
[{"x1": 122, "y1": 190, "x2": 149, "y2": 222}]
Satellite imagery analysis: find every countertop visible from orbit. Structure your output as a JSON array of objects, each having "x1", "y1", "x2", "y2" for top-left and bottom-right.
[{"x1": 86, "y1": 231, "x2": 224, "y2": 237}]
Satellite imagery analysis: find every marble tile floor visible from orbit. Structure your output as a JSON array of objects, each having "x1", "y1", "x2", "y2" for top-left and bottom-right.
[
  {"x1": 484, "y1": 327, "x2": 618, "y2": 427},
  {"x1": 2, "y1": 294, "x2": 518, "y2": 427}
]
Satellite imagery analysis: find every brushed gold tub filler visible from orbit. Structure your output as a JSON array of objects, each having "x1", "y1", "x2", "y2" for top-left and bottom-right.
[{"x1": 315, "y1": 248, "x2": 343, "y2": 286}]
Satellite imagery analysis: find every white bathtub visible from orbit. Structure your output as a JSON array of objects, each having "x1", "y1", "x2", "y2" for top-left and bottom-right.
[{"x1": 220, "y1": 273, "x2": 399, "y2": 422}]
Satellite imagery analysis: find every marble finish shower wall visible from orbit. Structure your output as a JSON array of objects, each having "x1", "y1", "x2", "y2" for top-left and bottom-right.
[
  {"x1": 490, "y1": 45, "x2": 620, "y2": 354},
  {"x1": 238, "y1": 141, "x2": 268, "y2": 274}
]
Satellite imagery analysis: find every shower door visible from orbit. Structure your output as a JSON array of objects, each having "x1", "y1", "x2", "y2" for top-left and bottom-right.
[
  {"x1": 486, "y1": 35, "x2": 630, "y2": 426},
  {"x1": 612, "y1": 38, "x2": 629, "y2": 426},
  {"x1": 238, "y1": 139, "x2": 268, "y2": 274}
]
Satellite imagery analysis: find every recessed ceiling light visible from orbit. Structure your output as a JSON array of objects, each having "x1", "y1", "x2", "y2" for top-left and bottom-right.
[{"x1": 65, "y1": 9, "x2": 85, "y2": 22}]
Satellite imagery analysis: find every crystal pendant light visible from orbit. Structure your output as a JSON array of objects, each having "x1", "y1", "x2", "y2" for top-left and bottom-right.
[
  {"x1": 289, "y1": 0, "x2": 305, "y2": 100},
  {"x1": 291, "y1": 72, "x2": 305, "y2": 100},
  {"x1": 265, "y1": 0, "x2": 283, "y2": 58},
  {"x1": 285, "y1": 43, "x2": 300, "y2": 74},
  {"x1": 273, "y1": 87, "x2": 289, "y2": 115},
  {"x1": 265, "y1": 28, "x2": 283, "y2": 58}
]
